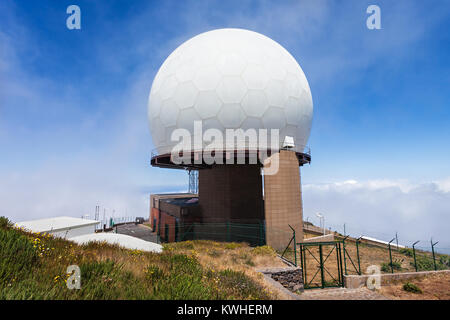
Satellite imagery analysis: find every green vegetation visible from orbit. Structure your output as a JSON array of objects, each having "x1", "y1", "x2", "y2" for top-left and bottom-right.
[
  {"x1": 224, "y1": 242, "x2": 245, "y2": 250},
  {"x1": 251, "y1": 245, "x2": 276, "y2": 256},
  {"x1": 403, "y1": 282, "x2": 422, "y2": 294},
  {"x1": 399, "y1": 248, "x2": 413, "y2": 257},
  {"x1": 381, "y1": 260, "x2": 402, "y2": 272},
  {"x1": 0, "y1": 217, "x2": 272, "y2": 300},
  {"x1": 411, "y1": 254, "x2": 449, "y2": 271}
]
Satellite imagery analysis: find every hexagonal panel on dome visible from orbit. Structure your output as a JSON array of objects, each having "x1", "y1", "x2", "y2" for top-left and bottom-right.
[
  {"x1": 284, "y1": 96, "x2": 301, "y2": 126},
  {"x1": 173, "y1": 82, "x2": 198, "y2": 109},
  {"x1": 280, "y1": 124, "x2": 297, "y2": 141},
  {"x1": 195, "y1": 45, "x2": 221, "y2": 67},
  {"x1": 264, "y1": 60, "x2": 287, "y2": 81},
  {"x1": 177, "y1": 107, "x2": 202, "y2": 133},
  {"x1": 241, "y1": 90, "x2": 269, "y2": 118},
  {"x1": 217, "y1": 103, "x2": 246, "y2": 128},
  {"x1": 159, "y1": 98, "x2": 180, "y2": 127},
  {"x1": 164, "y1": 125, "x2": 178, "y2": 146},
  {"x1": 265, "y1": 79, "x2": 287, "y2": 107},
  {"x1": 299, "y1": 89, "x2": 313, "y2": 114},
  {"x1": 216, "y1": 52, "x2": 247, "y2": 76},
  {"x1": 175, "y1": 59, "x2": 197, "y2": 83},
  {"x1": 193, "y1": 66, "x2": 222, "y2": 91},
  {"x1": 216, "y1": 76, "x2": 247, "y2": 104},
  {"x1": 240, "y1": 117, "x2": 263, "y2": 131},
  {"x1": 194, "y1": 90, "x2": 223, "y2": 119},
  {"x1": 241, "y1": 43, "x2": 267, "y2": 65},
  {"x1": 284, "y1": 73, "x2": 302, "y2": 99},
  {"x1": 148, "y1": 92, "x2": 163, "y2": 118},
  {"x1": 159, "y1": 75, "x2": 179, "y2": 100},
  {"x1": 161, "y1": 55, "x2": 182, "y2": 77},
  {"x1": 202, "y1": 118, "x2": 225, "y2": 132},
  {"x1": 242, "y1": 64, "x2": 269, "y2": 90},
  {"x1": 262, "y1": 106, "x2": 287, "y2": 130}
]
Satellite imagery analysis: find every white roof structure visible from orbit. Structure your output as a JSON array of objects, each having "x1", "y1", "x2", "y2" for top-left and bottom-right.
[
  {"x1": 69, "y1": 233, "x2": 163, "y2": 253},
  {"x1": 15, "y1": 216, "x2": 99, "y2": 233},
  {"x1": 148, "y1": 28, "x2": 313, "y2": 155},
  {"x1": 360, "y1": 235, "x2": 406, "y2": 248}
]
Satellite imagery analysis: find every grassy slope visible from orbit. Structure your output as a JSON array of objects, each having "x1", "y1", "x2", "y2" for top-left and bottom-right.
[
  {"x1": 4, "y1": 216, "x2": 447, "y2": 300},
  {"x1": 0, "y1": 217, "x2": 284, "y2": 300},
  {"x1": 379, "y1": 272, "x2": 450, "y2": 300}
]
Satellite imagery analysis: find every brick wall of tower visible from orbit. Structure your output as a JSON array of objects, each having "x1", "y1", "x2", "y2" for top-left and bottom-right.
[
  {"x1": 264, "y1": 150, "x2": 304, "y2": 250},
  {"x1": 198, "y1": 164, "x2": 264, "y2": 223}
]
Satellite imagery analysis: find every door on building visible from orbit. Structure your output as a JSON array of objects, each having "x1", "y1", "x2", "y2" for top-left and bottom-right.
[{"x1": 164, "y1": 224, "x2": 169, "y2": 243}]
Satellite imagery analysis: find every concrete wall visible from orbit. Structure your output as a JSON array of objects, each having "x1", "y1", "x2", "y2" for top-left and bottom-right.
[
  {"x1": 264, "y1": 150, "x2": 303, "y2": 250},
  {"x1": 302, "y1": 234, "x2": 335, "y2": 243},
  {"x1": 344, "y1": 270, "x2": 450, "y2": 289}
]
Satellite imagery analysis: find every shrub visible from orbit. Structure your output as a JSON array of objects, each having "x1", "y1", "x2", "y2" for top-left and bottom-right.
[
  {"x1": 165, "y1": 241, "x2": 195, "y2": 250},
  {"x1": 207, "y1": 249, "x2": 223, "y2": 258},
  {"x1": 399, "y1": 248, "x2": 413, "y2": 257},
  {"x1": 214, "y1": 269, "x2": 271, "y2": 300},
  {"x1": 0, "y1": 216, "x2": 13, "y2": 229},
  {"x1": 403, "y1": 282, "x2": 422, "y2": 294},
  {"x1": 439, "y1": 255, "x2": 450, "y2": 268},
  {"x1": 145, "y1": 265, "x2": 165, "y2": 283},
  {"x1": 381, "y1": 260, "x2": 402, "y2": 272},
  {"x1": 77, "y1": 260, "x2": 123, "y2": 299},
  {"x1": 151, "y1": 253, "x2": 214, "y2": 299},
  {"x1": 225, "y1": 242, "x2": 244, "y2": 250},
  {"x1": 251, "y1": 245, "x2": 276, "y2": 256},
  {"x1": 0, "y1": 227, "x2": 38, "y2": 285},
  {"x1": 411, "y1": 254, "x2": 448, "y2": 271}
]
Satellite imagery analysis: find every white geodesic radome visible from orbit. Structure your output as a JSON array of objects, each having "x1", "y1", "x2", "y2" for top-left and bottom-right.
[{"x1": 148, "y1": 28, "x2": 313, "y2": 155}]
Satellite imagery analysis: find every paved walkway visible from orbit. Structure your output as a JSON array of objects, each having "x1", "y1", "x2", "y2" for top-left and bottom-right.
[
  {"x1": 115, "y1": 223, "x2": 159, "y2": 243},
  {"x1": 297, "y1": 287, "x2": 388, "y2": 300}
]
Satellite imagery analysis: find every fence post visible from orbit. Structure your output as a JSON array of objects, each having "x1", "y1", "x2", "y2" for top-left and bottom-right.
[
  {"x1": 293, "y1": 229, "x2": 297, "y2": 267},
  {"x1": 343, "y1": 235, "x2": 349, "y2": 275},
  {"x1": 319, "y1": 244, "x2": 325, "y2": 289},
  {"x1": 300, "y1": 244, "x2": 304, "y2": 275},
  {"x1": 303, "y1": 245, "x2": 308, "y2": 287},
  {"x1": 339, "y1": 242, "x2": 344, "y2": 285},
  {"x1": 356, "y1": 237, "x2": 361, "y2": 275},
  {"x1": 288, "y1": 224, "x2": 297, "y2": 266},
  {"x1": 336, "y1": 242, "x2": 342, "y2": 284},
  {"x1": 412, "y1": 240, "x2": 420, "y2": 272},
  {"x1": 431, "y1": 239, "x2": 439, "y2": 271},
  {"x1": 388, "y1": 238, "x2": 395, "y2": 274}
]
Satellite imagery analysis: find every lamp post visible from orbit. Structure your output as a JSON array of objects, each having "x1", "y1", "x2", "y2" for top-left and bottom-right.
[{"x1": 316, "y1": 213, "x2": 325, "y2": 235}]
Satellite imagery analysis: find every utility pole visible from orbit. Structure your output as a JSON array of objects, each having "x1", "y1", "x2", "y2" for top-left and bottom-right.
[{"x1": 395, "y1": 232, "x2": 399, "y2": 250}]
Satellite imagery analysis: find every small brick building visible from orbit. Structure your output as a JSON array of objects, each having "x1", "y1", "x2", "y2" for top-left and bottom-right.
[{"x1": 150, "y1": 193, "x2": 201, "y2": 242}]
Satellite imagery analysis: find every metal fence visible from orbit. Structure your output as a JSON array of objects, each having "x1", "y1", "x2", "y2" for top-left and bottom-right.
[
  {"x1": 280, "y1": 229, "x2": 450, "y2": 289},
  {"x1": 156, "y1": 221, "x2": 267, "y2": 246}
]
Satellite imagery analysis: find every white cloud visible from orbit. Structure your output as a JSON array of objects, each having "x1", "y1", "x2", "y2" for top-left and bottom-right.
[{"x1": 302, "y1": 178, "x2": 450, "y2": 251}]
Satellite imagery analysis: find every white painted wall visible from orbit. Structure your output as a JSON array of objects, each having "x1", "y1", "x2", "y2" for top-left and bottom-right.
[{"x1": 50, "y1": 224, "x2": 96, "y2": 239}]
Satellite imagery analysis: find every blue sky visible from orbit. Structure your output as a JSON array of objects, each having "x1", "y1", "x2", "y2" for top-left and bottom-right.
[{"x1": 1, "y1": 1, "x2": 449, "y2": 251}]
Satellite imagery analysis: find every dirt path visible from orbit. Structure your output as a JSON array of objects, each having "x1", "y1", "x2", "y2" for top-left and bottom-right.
[{"x1": 297, "y1": 287, "x2": 389, "y2": 300}]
